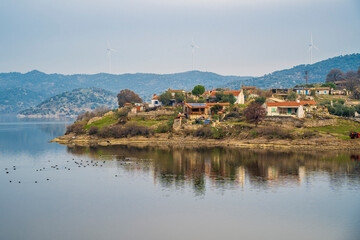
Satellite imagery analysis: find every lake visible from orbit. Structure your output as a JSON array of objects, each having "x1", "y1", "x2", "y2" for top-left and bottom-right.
[{"x1": 0, "y1": 116, "x2": 359, "y2": 240}]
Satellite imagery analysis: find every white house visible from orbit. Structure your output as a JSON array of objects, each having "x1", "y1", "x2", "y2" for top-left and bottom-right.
[
  {"x1": 263, "y1": 100, "x2": 316, "y2": 118},
  {"x1": 149, "y1": 94, "x2": 162, "y2": 108}
]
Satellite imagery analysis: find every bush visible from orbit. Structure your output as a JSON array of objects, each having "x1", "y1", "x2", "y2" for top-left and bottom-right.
[
  {"x1": 97, "y1": 123, "x2": 152, "y2": 138},
  {"x1": 88, "y1": 126, "x2": 99, "y2": 135},
  {"x1": 302, "y1": 130, "x2": 316, "y2": 139},
  {"x1": 211, "y1": 127, "x2": 225, "y2": 139},
  {"x1": 223, "y1": 112, "x2": 240, "y2": 120},
  {"x1": 194, "y1": 126, "x2": 213, "y2": 138},
  {"x1": 117, "y1": 109, "x2": 129, "y2": 118},
  {"x1": 257, "y1": 126, "x2": 293, "y2": 139},
  {"x1": 328, "y1": 104, "x2": 355, "y2": 117},
  {"x1": 156, "y1": 123, "x2": 172, "y2": 133},
  {"x1": 65, "y1": 121, "x2": 86, "y2": 135}
]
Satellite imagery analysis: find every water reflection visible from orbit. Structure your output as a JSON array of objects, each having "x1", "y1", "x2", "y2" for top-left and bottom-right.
[{"x1": 67, "y1": 145, "x2": 360, "y2": 194}]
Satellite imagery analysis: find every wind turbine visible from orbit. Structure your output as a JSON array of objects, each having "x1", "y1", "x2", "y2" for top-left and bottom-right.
[
  {"x1": 308, "y1": 33, "x2": 319, "y2": 65},
  {"x1": 191, "y1": 39, "x2": 200, "y2": 70},
  {"x1": 106, "y1": 41, "x2": 117, "y2": 74}
]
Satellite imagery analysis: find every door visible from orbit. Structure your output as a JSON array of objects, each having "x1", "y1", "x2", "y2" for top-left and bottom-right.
[{"x1": 288, "y1": 108, "x2": 291, "y2": 114}]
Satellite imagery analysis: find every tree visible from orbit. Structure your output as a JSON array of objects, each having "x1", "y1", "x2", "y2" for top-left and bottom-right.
[
  {"x1": 321, "y1": 83, "x2": 336, "y2": 89},
  {"x1": 254, "y1": 96, "x2": 266, "y2": 105},
  {"x1": 211, "y1": 104, "x2": 223, "y2": 114},
  {"x1": 326, "y1": 69, "x2": 345, "y2": 83},
  {"x1": 117, "y1": 89, "x2": 142, "y2": 108},
  {"x1": 287, "y1": 92, "x2": 297, "y2": 101},
  {"x1": 345, "y1": 70, "x2": 360, "y2": 91},
  {"x1": 244, "y1": 103, "x2": 266, "y2": 126},
  {"x1": 175, "y1": 92, "x2": 185, "y2": 103},
  {"x1": 352, "y1": 88, "x2": 360, "y2": 100},
  {"x1": 214, "y1": 92, "x2": 236, "y2": 104},
  {"x1": 158, "y1": 91, "x2": 172, "y2": 106},
  {"x1": 192, "y1": 85, "x2": 205, "y2": 96}
]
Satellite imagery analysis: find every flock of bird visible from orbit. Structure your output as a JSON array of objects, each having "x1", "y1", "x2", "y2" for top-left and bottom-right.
[{"x1": 3, "y1": 155, "x2": 138, "y2": 184}]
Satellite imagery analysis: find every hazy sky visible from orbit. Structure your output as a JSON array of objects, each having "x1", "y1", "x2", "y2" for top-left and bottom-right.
[{"x1": 0, "y1": 0, "x2": 359, "y2": 76}]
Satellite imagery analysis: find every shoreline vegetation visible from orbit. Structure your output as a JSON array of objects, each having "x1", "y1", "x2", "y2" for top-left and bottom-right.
[{"x1": 51, "y1": 106, "x2": 360, "y2": 151}]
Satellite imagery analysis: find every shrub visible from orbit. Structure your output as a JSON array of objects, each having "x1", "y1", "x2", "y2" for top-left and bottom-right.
[
  {"x1": 194, "y1": 126, "x2": 213, "y2": 138},
  {"x1": 156, "y1": 123, "x2": 172, "y2": 133},
  {"x1": 88, "y1": 126, "x2": 99, "y2": 135},
  {"x1": 257, "y1": 126, "x2": 293, "y2": 139},
  {"x1": 117, "y1": 109, "x2": 129, "y2": 118},
  {"x1": 223, "y1": 112, "x2": 240, "y2": 120},
  {"x1": 65, "y1": 121, "x2": 86, "y2": 135},
  {"x1": 302, "y1": 130, "x2": 316, "y2": 139},
  {"x1": 211, "y1": 127, "x2": 225, "y2": 139}
]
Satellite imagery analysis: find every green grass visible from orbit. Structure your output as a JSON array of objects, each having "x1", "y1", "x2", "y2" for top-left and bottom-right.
[
  {"x1": 309, "y1": 119, "x2": 360, "y2": 140},
  {"x1": 85, "y1": 115, "x2": 118, "y2": 129},
  {"x1": 129, "y1": 119, "x2": 163, "y2": 127}
]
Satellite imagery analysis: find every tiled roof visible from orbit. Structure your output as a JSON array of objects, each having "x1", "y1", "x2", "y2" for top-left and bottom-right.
[
  {"x1": 152, "y1": 95, "x2": 159, "y2": 100},
  {"x1": 209, "y1": 90, "x2": 241, "y2": 97},
  {"x1": 206, "y1": 103, "x2": 230, "y2": 106},
  {"x1": 266, "y1": 101, "x2": 316, "y2": 107},
  {"x1": 185, "y1": 102, "x2": 230, "y2": 108},
  {"x1": 185, "y1": 103, "x2": 207, "y2": 108}
]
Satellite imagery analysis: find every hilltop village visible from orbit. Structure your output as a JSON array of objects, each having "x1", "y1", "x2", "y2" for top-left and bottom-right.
[{"x1": 53, "y1": 67, "x2": 360, "y2": 150}]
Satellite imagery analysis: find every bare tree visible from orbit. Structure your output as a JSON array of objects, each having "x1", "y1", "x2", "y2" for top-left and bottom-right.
[
  {"x1": 244, "y1": 102, "x2": 266, "y2": 126},
  {"x1": 326, "y1": 69, "x2": 345, "y2": 83}
]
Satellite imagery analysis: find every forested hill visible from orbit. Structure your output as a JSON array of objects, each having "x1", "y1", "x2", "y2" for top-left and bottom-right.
[
  {"x1": 18, "y1": 88, "x2": 117, "y2": 118},
  {"x1": 225, "y1": 53, "x2": 360, "y2": 90},
  {"x1": 0, "y1": 70, "x2": 250, "y2": 113}
]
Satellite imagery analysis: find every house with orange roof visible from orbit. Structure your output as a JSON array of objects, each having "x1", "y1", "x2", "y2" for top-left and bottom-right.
[
  {"x1": 263, "y1": 100, "x2": 316, "y2": 118},
  {"x1": 149, "y1": 94, "x2": 162, "y2": 108},
  {"x1": 183, "y1": 102, "x2": 230, "y2": 119}
]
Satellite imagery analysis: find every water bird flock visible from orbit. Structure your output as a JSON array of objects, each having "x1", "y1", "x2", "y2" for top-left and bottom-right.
[{"x1": 3, "y1": 155, "x2": 143, "y2": 184}]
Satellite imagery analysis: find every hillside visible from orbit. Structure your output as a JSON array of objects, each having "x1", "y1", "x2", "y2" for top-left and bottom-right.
[
  {"x1": 0, "y1": 87, "x2": 45, "y2": 113},
  {"x1": 0, "y1": 70, "x2": 250, "y2": 113},
  {"x1": 18, "y1": 88, "x2": 117, "y2": 118},
  {"x1": 225, "y1": 53, "x2": 360, "y2": 89}
]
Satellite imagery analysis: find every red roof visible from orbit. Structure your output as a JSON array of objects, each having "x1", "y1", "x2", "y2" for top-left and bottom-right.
[
  {"x1": 206, "y1": 103, "x2": 230, "y2": 106},
  {"x1": 266, "y1": 101, "x2": 316, "y2": 107},
  {"x1": 209, "y1": 90, "x2": 241, "y2": 97}
]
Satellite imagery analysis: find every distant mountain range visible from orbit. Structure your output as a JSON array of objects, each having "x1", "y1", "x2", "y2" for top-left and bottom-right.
[
  {"x1": 18, "y1": 88, "x2": 117, "y2": 118},
  {"x1": 0, "y1": 70, "x2": 250, "y2": 113},
  {"x1": 225, "y1": 53, "x2": 360, "y2": 90},
  {"x1": 0, "y1": 53, "x2": 359, "y2": 114}
]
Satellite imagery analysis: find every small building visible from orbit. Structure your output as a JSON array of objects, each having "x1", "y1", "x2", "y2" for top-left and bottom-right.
[
  {"x1": 149, "y1": 94, "x2": 162, "y2": 108},
  {"x1": 294, "y1": 87, "x2": 331, "y2": 95},
  {"x1": 209, "y1": 90, "x2": 245, "y2": 104},
  {"x1": 183, "y1": 102, "x2": 230, "y2": 119},
  {"x1": 124, "y1": 103, "x2": 144, "y2": 113},
  {"x1": 263, "y1": 101, "x2": 316, "y2": 118},
  {"x1": 271, "y1": 88, "x2": 292, "y2": 97}
]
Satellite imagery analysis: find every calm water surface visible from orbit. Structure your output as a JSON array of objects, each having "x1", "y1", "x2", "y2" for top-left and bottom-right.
[{"x1": 0, "y1": 116, "x2": 359, "y2": 240}]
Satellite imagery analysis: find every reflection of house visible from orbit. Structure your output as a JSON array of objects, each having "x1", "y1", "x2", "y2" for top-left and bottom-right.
[
  {"x1": 183, "y1": 102, "x2": 230, "y2": 119},
  {"x1": 209, "y1": 90, "x2": 245, "y2": 104},
  {"x1": 263, "y1": 100, "x2": 316, "y2": 118},
  {"x1": 294, "y1": 87, "x2": 330, "y2": 95},
  {"x1": 149, "y1": 94, "x2": 162, "y2": 108}
]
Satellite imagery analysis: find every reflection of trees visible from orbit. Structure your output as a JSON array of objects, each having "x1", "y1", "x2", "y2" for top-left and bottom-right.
[{"x1": 66, "y1": 145, "x2": 360, "y2": 194}]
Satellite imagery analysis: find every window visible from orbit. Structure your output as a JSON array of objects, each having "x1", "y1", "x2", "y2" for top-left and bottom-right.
[{"x1": 271, "y1": 108, "x2": 276, "y2": 112}]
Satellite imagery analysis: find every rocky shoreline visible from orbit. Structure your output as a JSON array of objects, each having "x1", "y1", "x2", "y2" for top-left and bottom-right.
[{"x1": 50, "y1": 133, "x2": 360, "y2": 151}]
